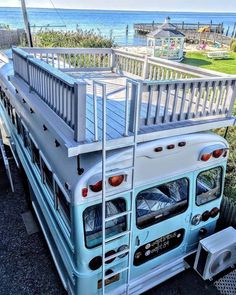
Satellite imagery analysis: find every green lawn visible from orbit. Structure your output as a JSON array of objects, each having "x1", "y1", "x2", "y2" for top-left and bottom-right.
[{"x1": 182, "y1": 51, "x2": 236, "y2": 75}]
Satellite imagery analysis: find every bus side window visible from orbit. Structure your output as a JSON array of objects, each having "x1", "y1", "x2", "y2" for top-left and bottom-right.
[
  {"x1": 16, "y1": 114, "x2": 23, "y2": 136},
  {"x1": 196, "y1": 167, "x2": 223, "y2": 206},
  {"x1": 30, "y1": 140, "x2": 40, "y2": 170},
  {"x1": 11, "y1": 106, "x2": 16, "y2": 125},
  {"x1": 41, "y1": 159, "x2": 53, "y2": 196},
  {"x1": 55, "y1": 182, "x2": 71, "y2": 228}
]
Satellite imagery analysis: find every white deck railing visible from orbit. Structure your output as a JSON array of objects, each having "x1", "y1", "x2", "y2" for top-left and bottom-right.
[
  {"x1": 22, "y1": 47, "x2": 113, "y2": 72},
  {"x1": 128, "y1": 78, "x2": 236, "y2": 132},
  {"x1": 20, "y1": 47, "x2": 227, "y2": 80},
  {"x1": 12, "y1": 48, "x2": 87, "y2": 142},
  {"x1": 12, "y1": 47, "x2": 236, "y2": 145}
]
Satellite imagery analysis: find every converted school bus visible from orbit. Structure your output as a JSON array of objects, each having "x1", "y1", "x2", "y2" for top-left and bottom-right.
[{"x1": 0, "y1": 47, "x2": 236, "y2": 294}]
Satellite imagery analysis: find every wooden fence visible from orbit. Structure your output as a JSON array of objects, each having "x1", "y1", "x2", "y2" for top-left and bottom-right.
[{"x1": 0, "y1": 29, "x2": 25, "y2": 49}]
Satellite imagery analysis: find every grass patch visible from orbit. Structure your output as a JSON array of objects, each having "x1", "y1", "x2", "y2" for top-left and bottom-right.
[{"x1": 183, "y1": 51, "x2": 236, "y2": 75}]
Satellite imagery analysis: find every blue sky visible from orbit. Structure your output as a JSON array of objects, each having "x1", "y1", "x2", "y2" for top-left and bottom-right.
[{"x1": 1, "y1": 0, "x2": 236, "y2": 12}]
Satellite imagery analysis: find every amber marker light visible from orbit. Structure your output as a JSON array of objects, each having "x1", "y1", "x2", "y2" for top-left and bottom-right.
[{"x1": 108, "y1": 175, "x2": 124, "y2": 187}]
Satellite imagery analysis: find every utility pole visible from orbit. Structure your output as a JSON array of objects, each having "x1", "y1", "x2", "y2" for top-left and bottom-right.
[{"x1": 21, "y1": 0, "x2": 33, "y2": 47}]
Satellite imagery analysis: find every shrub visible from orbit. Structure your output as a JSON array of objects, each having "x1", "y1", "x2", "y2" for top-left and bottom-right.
[
  {"x1": 33, "y1": 29, "x2": 114, "y2": 48},
  {"x1": 230, "y1": 39, "x2": 236, "y2": 52}
]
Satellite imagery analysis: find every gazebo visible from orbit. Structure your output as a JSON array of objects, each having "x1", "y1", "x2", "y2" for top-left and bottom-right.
[{"x1": 147, "y1": 17, "x2": 185, "y2": 61}]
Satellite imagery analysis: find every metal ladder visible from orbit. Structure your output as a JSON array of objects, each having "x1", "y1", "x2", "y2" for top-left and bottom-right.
[{"x1": 93, "y1": 79, "x2": 142, "y2": 295}]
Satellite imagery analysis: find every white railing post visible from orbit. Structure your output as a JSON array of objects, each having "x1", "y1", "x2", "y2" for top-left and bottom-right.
[
  {"x1": 228, "y1": 80, "x2": 236, "y2": 116},
  {"x1": 111, "y1": 49, "x2": 116, "y2": 72},
  {"x1": 74, "y1": 81, "x2": 87, "y2": 142},
  {"x1": 142, "y1": 55, "x2": 149, "y2": 79},
  {"x1": 129, "y1": 81, "x2": 142, "y2": 133},
  {"x1": 26, "y1": 54, "x2": 34, "y2": 92}
]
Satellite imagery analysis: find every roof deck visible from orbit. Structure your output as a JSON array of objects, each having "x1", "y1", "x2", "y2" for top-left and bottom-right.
[{"x1": 10, "y1": 47, "x2": 236, "y2": 156}]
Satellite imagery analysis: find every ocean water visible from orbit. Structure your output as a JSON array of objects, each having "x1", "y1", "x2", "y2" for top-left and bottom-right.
[{"x1": 0, "y1": 7, "x2": 236, "y2": 45}]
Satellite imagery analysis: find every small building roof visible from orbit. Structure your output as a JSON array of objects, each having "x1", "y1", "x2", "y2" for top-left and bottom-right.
[{"x1": 147, "y1": 17, "x2": 185, "y2": 39}]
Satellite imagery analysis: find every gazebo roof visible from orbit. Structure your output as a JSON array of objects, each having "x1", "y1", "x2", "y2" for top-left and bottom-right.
[{"x1": 147, "y1": 17, "x2": 185, "y2": 39}]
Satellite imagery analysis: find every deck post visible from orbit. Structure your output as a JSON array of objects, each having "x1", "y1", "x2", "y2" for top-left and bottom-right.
[
  {"x1": 142, "y1": 55, "x2": 149, "y2": 79},
  {"x1": 74, "y1": 81, "x2": 87, "y2": 142},
  {"x1": 26, "y1": 54, "x2": 34, "y2": 92},
  {"x1": 227, "y1": 80, "x2": 236, "y2": 116},
  {"x1": 111, "y1": 49, "x2": 116, "y2": 72},
  {"x1": 129, "y1": 82, "x2": 141, "y2": 133}
]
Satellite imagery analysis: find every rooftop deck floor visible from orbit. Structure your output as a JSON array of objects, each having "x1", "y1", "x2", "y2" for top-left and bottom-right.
[{"x1": 68, "y1": 71, "x2": 235, "y2": 145}]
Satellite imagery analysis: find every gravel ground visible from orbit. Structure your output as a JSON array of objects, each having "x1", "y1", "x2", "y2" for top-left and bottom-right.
[{"x1": 0, "y1": 156, "x2": 222, "y2": 295}]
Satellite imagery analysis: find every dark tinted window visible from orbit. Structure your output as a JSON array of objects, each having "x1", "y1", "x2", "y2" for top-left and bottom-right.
[
  {"x1": 31, "y1": 140, "x2": 40, "y2": 170},
  {"x1": 42, "y1": 160, "x2": 53, "y2": 194},
  {"x1": 55, "y1": 183, "x2": 71, "y2": 226},
  {"x1": 136, "y1": 178, "x2": 189, "y2": 229},
  {"x1": 196, "y1": 167, "x2": 222, "y2": 206},
  {"x1": 83, "y1": 198, "x2": 127, "y2": 249}
]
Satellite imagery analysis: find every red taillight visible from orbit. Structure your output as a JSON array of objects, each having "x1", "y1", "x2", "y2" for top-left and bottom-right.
[
  {"x1": 213, "y1": 149, "x2": 224, "y2": 158},
  {"x1": 108, "y1": 175, "x2": 124, "y2": 187},
  {"x1": 89, "y1": 180, "x2": 103, "y2": 192},
  {"x1": 105, "y1": 250, "x2": 116, "y2": 264},
  {"x1": 202, "y1": 210, "x2": 211, "y2": 222},
  {"x1": 201, "y1": 153, "x2": 211, "y2": 161},
  {"x1": 82, "y1": 187, "x2": 88, "y2": 197},
  {"x1": 210, "y1": 207, "x2": 220, "y2": 218}
]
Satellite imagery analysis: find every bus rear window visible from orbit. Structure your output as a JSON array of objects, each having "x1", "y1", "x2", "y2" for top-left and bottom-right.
[
  {"x1": 196, "y1": 167, "x2": 222, "y2": 206},
  {"x1": 83, "y1": 198, "x2": 126, "y2": 249},
  {"x1": 136, "y1": 178, "x2": 189, "y2": 229}
]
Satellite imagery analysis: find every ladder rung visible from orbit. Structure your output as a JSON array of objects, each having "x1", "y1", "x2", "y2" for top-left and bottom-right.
[
  {"x1": 104, "y1": 248, "x2": 130, "y2": 262},
  {"x1": 104, "y1": 267, "x2": 129, "y2": 280},
  {"x1": 105, "y1": 166, "x2": 134, "y2": 177},
  {"x1": 105, "y1": 189, "x2": 133, "y2": 200},
  {"x1": 105, "y1": 230, "x2": 131, "y2": 243},
  {"x1": 105, "y1": 210, "x2": 132, "y2": 222},
  {"x1": 107, "y1": 141, "x2": 136, "y2": 151}
]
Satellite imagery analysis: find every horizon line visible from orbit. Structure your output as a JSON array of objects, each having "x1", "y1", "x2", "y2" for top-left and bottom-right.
[{"x1": 0, "y1": 6, "x2": 236, "y2": 13}]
